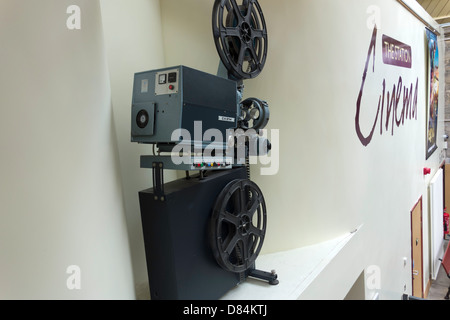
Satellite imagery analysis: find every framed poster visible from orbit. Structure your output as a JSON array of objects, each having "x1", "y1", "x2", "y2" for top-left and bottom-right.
[{"x1": 426, "y1": 29, "x2": 439, "y2": 160}]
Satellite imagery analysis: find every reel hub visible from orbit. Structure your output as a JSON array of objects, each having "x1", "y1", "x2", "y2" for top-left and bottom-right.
[{"x1": 240, "y1": 22, "x2": 252, "y2": 43}]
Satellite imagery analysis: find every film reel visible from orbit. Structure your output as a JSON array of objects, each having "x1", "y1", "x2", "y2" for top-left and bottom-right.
[
  {"x1": 239, "y1": 97, "x2": 270, "y2": 130},
  {"x1": 209, "y1": 179, "x2": 267, "y2": 273},
  {"x1": 212, "y1": 0, "x2": 268, "y2": 80}
]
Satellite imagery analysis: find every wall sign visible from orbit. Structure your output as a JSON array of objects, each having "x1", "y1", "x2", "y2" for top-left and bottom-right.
[
  {"x1": 355, "y1": 26, "x2": 418, "y2": 147},
  {"x1": 426, "y1": 29, "x2": 439, "y2": 160},
  {"x1": 382, "y1": 34, "x2": 412, "y2": 69}
]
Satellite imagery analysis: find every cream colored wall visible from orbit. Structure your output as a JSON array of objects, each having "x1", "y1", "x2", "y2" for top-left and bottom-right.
[
  {"x1": 0, "y1": 0, "x2": 134, "y2": 299},
  {"x1": 100, "y1": 0, "x2": 178, "y2": 297},
  {"x1": 159, "y1": 0, "x2": 445, "y2": 299}
]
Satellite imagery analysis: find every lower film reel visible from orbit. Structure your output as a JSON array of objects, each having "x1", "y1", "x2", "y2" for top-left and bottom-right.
[{"x1": 209, "y1": 179, "x2": 267, "y2": 273}]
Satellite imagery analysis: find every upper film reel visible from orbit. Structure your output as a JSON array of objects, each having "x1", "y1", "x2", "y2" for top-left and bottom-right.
[{"x1": 212, "y1": 0, "x2": 268, "y2": 80}]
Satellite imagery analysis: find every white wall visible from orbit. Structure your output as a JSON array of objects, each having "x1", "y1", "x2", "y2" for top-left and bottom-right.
[
  {"x1": 0, "y1": 0, "x2": 134, "y2": 299},
  {"x1": 100, "y1": 0, "x2": 178, "y2": 297},
  {"x1": 3, "y1": 0, "x2": 441, "y2": 300},
  {"x1": 159, "y1": 0, "x2": 445, "y2": 299}
]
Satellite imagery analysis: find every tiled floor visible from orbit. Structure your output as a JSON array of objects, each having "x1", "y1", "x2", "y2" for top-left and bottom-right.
[
  {"x1": 427, "y1": 265, "x2": 449, "y2": 300},
  {"x1": 427, "y1": 239, "x2": 449, "y2": 300}
]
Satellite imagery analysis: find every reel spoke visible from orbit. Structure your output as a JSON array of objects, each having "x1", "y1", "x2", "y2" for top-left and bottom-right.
[
  {"x1": 238, "y1": 46, "x2": 247, "y2": 68},
  {"x1": 251, "y1": 28, "x2": 265, "y2": 39},
  {"x1": 221, "y1": 210, "x2": 240, "y2": 226},
  {"x1": 239, "y1": 182, "x2": 248, "y2": 212},
  {"x1": 249, "y1": 225, "x2": 264, "y2": 238},
  {"x1": 244, "y1": 1, "x2": 254, "y2": 22},
  {"x1": 240, "y1": 238, "x2": 249, "y2": 261},
  {"x1": 222, "y1": 27, "x2": 240, "y2": 37},
  {"x1": 232, "y1": 190, "x2": 240, "y2": 214},
  {"x1": 223, "y1": 232, "x2": 240, "y2": 255},
  {"x1": 247, "y1": 195, "x2": 261, "y2": 218},
  {"x1": 226, "y1": 0, "x2": 243, "y2": 23},
  {"x1": 248, "y1": 45, "x2": 259, "y2": 66}
]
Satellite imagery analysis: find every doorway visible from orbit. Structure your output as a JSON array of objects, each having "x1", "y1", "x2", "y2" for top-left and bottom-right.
[{"x1": 410, "y1": 197, "x2": 424, "y2": 298}]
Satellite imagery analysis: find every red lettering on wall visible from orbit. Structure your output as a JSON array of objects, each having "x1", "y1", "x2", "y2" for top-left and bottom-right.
[{"x1": 355, "y1": 26, "x2": 418, "y2": 147}]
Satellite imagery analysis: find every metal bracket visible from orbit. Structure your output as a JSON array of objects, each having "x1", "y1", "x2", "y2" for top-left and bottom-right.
[
  {"x1": 248, "y1": 268, "x2": 279, "y2": 285},
  {"x1": 152, "y1": 162, "x2": 165, "y2": 201}
]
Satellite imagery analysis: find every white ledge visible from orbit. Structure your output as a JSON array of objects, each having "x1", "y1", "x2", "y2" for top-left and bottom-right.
[{"x1": 221, "y1": 226, "x2": 361, "y2": 300}]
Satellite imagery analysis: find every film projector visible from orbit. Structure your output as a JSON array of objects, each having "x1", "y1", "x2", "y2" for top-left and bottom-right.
[{"x1": 131, "y1": 0, "x2": 278, "y2": 300}]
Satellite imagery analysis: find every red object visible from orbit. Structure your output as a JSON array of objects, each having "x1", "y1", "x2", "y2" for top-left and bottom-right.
[
  {"x1": 169, "y1": 85, "x2": 175, "y2": 90},
  {"x1": 442, "y1": 238, "x2": 450, "y2": 277},
  {"x1": 444, "y1": 211, "x2": 449, "y2": 235},
  {"x1": 423, "y1": 167, "x2": 431, "y2": 175}
]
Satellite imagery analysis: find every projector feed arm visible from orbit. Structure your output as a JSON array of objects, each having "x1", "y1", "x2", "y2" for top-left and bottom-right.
[{"x1": 151, "y1": 161, "x2": 165, "y2": 201}]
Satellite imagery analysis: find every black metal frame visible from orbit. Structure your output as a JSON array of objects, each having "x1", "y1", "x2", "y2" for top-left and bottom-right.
[{"x1": 152, "y1": 162, "x2": 165, "y2": 201}]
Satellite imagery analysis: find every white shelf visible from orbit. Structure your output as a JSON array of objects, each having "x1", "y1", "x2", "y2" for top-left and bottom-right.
[{"x1": 221, "y1": 228, "x2": 359, "y2": 300}]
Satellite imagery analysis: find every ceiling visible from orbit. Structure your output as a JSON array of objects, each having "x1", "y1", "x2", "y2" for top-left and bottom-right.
[{"x1": 417, "y1": 0, "x2": 450, "y2": 24}]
